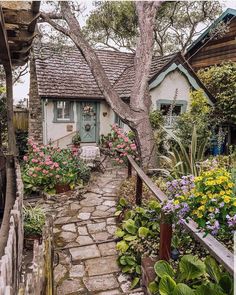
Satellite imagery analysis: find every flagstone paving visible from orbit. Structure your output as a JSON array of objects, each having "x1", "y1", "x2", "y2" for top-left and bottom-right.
[{"x1": 42, "y1": 165, "x2": 145, "y2": 295}]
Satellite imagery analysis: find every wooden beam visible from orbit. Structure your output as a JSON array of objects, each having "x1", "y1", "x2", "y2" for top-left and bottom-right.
[
  {"x1": 2, "y1": 8, "x2": 34, "y2": 26},
  {"x1": 0, "y1": 5, "x2": 11, "y2": 69}
]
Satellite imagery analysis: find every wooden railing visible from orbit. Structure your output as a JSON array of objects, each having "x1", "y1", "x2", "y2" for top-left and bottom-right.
[
  {"x1": 127, "y1": 155, "x2": 234, "y2": 275},
  {"x1": 50, "y1": 131, "x2": 77, "y2": 148}
]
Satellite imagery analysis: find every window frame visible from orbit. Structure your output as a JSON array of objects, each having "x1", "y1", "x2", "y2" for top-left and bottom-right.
[{"x1": 53, "y1": 100, "x2": 74, "y2": 123}]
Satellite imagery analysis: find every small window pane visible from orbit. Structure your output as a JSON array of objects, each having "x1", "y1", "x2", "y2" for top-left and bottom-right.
[
  {"x1": 57, "y1": 108, "x2": 63, "y2": 119},
  {"x1": 64, "y1": 102, "x2": 70, "y2": 118},
  {"x1": 160, "y1": 104, "x2": 181, "y2": 116}
]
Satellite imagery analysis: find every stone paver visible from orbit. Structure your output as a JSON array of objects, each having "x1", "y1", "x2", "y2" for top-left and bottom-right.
[{"x1": 43, "y1": 163, "x2": 144, "y2": 294}]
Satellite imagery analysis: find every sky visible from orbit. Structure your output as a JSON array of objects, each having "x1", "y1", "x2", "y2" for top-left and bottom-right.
[{"x1": 13, "y1": 0, "x2": 236, "y2": 105}]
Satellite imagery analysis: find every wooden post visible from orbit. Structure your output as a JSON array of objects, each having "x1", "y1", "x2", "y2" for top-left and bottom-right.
[
  {"x1": 159, "y1": 212, "x2": 172, "y2": 261},
  {"x1": 135, "y1": 174, "x2": 143, "y2": 205},
  {"x1": 127, "y1": 161, "x2": 132, "y2": 178}
]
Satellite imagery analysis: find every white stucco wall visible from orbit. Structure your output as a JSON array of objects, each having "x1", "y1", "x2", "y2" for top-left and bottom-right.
[{"x1": 150, "y1": 70, "x2": 191, "y2": 111}]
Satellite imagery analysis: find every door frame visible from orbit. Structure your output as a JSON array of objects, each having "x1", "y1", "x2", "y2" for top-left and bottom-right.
[{"x1": 76, "y1": 101, "x2": 100, "y2": 143}]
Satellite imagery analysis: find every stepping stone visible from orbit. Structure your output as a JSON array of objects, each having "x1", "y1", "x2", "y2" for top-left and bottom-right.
[
  {"x1": 59, "y1": 231, "x2": 77, "y2": 242},
  {"x1": 54, "y1": 264, "x2": 67, "y2": 283},
  {"x1": 80, "y1": 197, "x2": 103, "y2": 206},
  {"x1": 57, "y1": 278, "x2": 85, "y2": 294},
  {"x1": 103, "y1": 200, "x2": 116, "y2": 207},
  {"x1": 107, "y1": 217, "x2": 116, "y2": 225},
  {"x1": 54, "y1": 216, "x2": 71, "y2": 225},
  {"x1": 62, "y1": 223, "x2": 76, "y2": 232},
  {"x1": 83, "y1": 274, "x2": 119, "y2": 292},
  {"x1": 79, "y1": 206, "x2": 95, "y2": 213},
  {"x1": 77, "y1": 212, "x2": 91, "y2": 220},
  {"x1": 76, "y1": 235, "x2": 93, "y2": 246},
  {"x1": 96, "y1": 290, "x2": 120, "y2": 295},
  {"x1": 87, "y1": 222, "x2": 106, "y2": 234},
  {"x1": 92, "y1": 210, "x2": 110, "y2": 218},
  {"x1": 92, "y1": 231, "x2": 110, "y2": 242},
  {"x1": 85, "y1": 256, "x2": 119, "y2": 276},
  {"x1": 98, "y1": 242, "x2": 117, "y2": 256},
  {"x1": 70, "y1": 203, "x2": 81, "y2": 210},
  {"x1": 69, "y1": 264, "x2": 85, "y2": 278},
  {"x1": 70, "y1": 245, "x2": 100, "y2": 261},
  {"x1": 77, "y1": 226, "x2": 88, "y2": 235},
  {"x1": 96, "y1": 205, "x2": 110, "y2": 211}
]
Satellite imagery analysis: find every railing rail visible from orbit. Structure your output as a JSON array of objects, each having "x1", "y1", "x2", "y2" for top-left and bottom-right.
[
  {"x1": 127, "y1": 155, "x2": 234, "y2": 275},
  {"x1": 50, "y1": 131, "x2": 77, "y2": 147}
]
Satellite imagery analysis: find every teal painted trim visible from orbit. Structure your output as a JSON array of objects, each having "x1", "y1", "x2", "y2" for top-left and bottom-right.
[
  {"x1": 150, "y1": 62, "x2": 213, "y2": 106},
  {"x1": 53, "y1": 100, "x2": 75, "y2": 123},
  {"x1": 96, "y1": 102, "x2": 100, "y2": 143},
  {"x1": 156, "y1": 99, "x2": 187, "y2": 114},
  {"x1": 76, "y1": 102, "x2": 82, "y2": 134},
  {"x1": 187, "y1": 8, "x2": 236, "y2": 51},
  {"x1": 149, "y1": 63, "x2": 178, "y2": 89}
]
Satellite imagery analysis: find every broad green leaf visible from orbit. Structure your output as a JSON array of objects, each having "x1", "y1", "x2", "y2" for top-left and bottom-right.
[
  {"x1": 136, "y1": 265, "x2": 141, "y2": 275},
  {"x1": 219, "y1": 274, "x2": 233, "y2": 295},
  {"x1": 204, "y1": 256, "x2": 221, "y2": 283},
  {"x1": 123, "y1": 234, "x2": 137, "y2": 241},
  {"x1": 195, "y1": 282, "x2": 226, "y2": 295},
  {"x1": 125, "y1": 256, "x2": 136, "y2": 266},
  {"x1": 115, "y1": 210, "x2": 122, "y2": 216},
  {"x1": 159, "y1": 275, "x2": 176, "y2": 295},
  {"x1": 119, "y1": 255, "x2": 128, "y2": 266},
  {"x1": 115, "y1": 229, "x2": 125, "y2": 238},
  {"x1": 154, "y1": 260, "x2": 175, "y2": 278},
  {"x1": 148, "y1": 281, "x2": 159, "y2": 294},
  {"x1": 179, "y1": 255, "x2": 205, "y2": 281},
  {"x1": 116, "y1": 241, "x2": 129, "y2": 253},
  {"x1": 119, "y1": 197, "x2": 127, "y2": 207},
  {"x1": 138, "y1": 226, "x2": 149, "y2": 238},
  {"x1": 173, "y1": 283, "x2": 194, "y2": 295},
  {"x1": 121, "y1": 265, "x2": 133, "y2": 273},
  {"x1": 130, "y1": 277, "x2": 140, "y2": 289},
  {"x1": 123, "y1": 219, "x2": 138, "y2": 234}
]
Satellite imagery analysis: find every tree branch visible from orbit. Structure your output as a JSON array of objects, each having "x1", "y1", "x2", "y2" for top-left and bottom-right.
[{"x1": 40, "y1": 12, "x2": 70, "y2": 36}]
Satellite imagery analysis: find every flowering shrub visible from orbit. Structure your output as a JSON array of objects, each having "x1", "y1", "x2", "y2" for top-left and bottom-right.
[
  {"x1": 22, "y1": 139, "x2": 90, "y2": 194},
  {"x1": 163, "y1": 168, "x2": 236, "y2": 237},
  {"x1": 100, "y1": 124, "x2": 139, "y2": 164}
]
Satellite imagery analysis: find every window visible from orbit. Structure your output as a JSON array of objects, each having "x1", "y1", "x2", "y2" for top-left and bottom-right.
[
  {"x1": 115, "y1": 113, "x2": 124, "y2": 128},
  {"x1": 54, "y1": 101, "x2": 74, "y2": 122},
  {"x1": 156, "y1": 99, "x2": 187, "y2": 128}
]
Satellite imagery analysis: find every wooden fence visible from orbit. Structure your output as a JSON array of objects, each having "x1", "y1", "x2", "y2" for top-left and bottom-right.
[
  {"x1": 0, "y1": 160, "x2": 24, "y2": 294},
  {"x1": 13, "y1": 108, "x2": 28, "y2": 131},
  {"x1": 127, "y1": 155, "x2": 234, "y2": 275},
  {"x1": 0, "y1": 159, "x2": 54, "y2": 294},
  {"x1": 0, "y1": 151, "x2": 6, "y2": 215}
]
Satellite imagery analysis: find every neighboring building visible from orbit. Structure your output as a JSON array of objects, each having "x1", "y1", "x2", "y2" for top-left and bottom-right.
[
  {"x1": 29, "y1": 48, "x2": 215, "y2": 147},
  {"x1": 186, "y1": 8, "x2": 236, "y2": 70}
]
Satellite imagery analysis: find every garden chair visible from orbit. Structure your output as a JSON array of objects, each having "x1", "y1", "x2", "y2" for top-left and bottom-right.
[{"x1": 79, "y1": 146, "x2": 106, "y2": 173}]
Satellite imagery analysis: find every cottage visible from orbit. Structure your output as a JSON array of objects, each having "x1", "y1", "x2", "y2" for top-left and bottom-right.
[{"x1": 29, "y1": 48, "x2": 214, "y2": 147}]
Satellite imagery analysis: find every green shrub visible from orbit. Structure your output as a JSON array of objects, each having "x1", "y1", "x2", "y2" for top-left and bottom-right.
[{"x1": 23, "y1": 203, "x2": 45, "y2": 236}]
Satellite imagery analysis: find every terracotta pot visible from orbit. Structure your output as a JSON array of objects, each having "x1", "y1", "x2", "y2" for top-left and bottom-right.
[
  {"x1": 55, "y1": 183, "x2": 71, "y2": 194},
  {"x1": 24, "y1": 235, "x2": 42, "y2": 250}
]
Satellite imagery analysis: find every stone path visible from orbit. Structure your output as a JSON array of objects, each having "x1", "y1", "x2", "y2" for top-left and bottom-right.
[{"x1": 43, "y1": 165, "x2": 144, "y2": 295}]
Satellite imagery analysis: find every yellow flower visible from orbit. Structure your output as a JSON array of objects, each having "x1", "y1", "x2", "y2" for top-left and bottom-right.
[
  {"x1": 233, "y1": 200, "x2": 236, "y2": 207},
  {"x1": 199, "y1": 205, "x2": 205, "y2": 211},
  {"x1": 219, "y1": 191, "x2": 224, "y2": 196},
  {"x1": 223, "y1": 196, "x2": 231, "y2": 203},
  {"x1": 174, "y1": 200, "x2": 179, "y2": 205},
  {"x1": 197, "y1": 212, "x2": 203, "y2": 218},
  {"x1": 228, "y1": 183, "x2": 234, "y2": 188}
]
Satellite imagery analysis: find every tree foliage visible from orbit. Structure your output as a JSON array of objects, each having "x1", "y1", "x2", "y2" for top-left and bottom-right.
[
  {"x1": 197, "y1": 62, "x2": 236, "y2": 125},
  {"x1": 84, "y1": 1, "x2": 222, "y2": 55},
  {"x1": 174, "y1": 90, "x2": 212, "y2": 146}
]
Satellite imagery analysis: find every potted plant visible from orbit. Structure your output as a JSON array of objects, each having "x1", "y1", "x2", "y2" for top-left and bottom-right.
[
  {"x1": 23, "y1": 203, "x2": 45, "y2": 249},
  {"x1": 72, "y1": 132, "x2": 81, "y2": 147}
]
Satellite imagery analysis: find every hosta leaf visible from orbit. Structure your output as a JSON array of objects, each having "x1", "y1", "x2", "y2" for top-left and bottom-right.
[
  {"x1": 115, "y1": 210, "x2": 122, "y2": 216},
  {"x1": 148, "y1": 281, "x2": 159, "y2": 294},
  {"x1": 116, "y1": 241, "x2": 129, "y2": 253},
  {"x1": 138, "y1": 226, "x2": 149, "y2": 238},
  {"x1": 154, "y1": 260, "x2": 175, "y2": 278},
  {"x1": 159, "y1": 275, "x2": 176, "y2": 295},
  {"x1": 195, "y1": 282, "x2": 226, "y2": 295},
  {"x1": 121, "y1": 265, "x2": 133, "y2": 273},
  {"x1": 204, "y1": 256, "x2": 221, "y2": 283},
  {"x1": 136, "y1": 265, "x2": 141, "y2": 275},
  {"x1": 119, "y1": 197, "x2": 128, "y2": 207},
  {"x1": 173, "y1": 283, "x2": 194, "y2": 295},
  {"x1": 130, "y1": 277, "x2": 140, "y2": 289},
  {"x1": 219, "y1": 274, "x2": 233, "y2": 295},
  {"x1": 125, "y1": 256, "x2": 136, "y2": 266},
  {"x1": 179, "y1": 255, "x2": 205, "y2": 281}
]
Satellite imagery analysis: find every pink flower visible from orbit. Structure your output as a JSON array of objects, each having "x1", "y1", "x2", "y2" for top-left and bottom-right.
[
  {"x1": 130, "y1": 144, "x2": 137, "y2": 150},
  {"x1": 39, "y1": 152, "x2": 44, "y2": 157},
  {"x1": 108, "y1": 142, "x2": 113, "y2": 147},
  {"x1": 124, "y1": 152, "x2": 128, "y2": 156},
  {"x1": 125, "y1": 147, "x2": 130, "y2": 151},
  {"x1": 42, "y1": 169, "x2": 48, "y2": 174},
  {"x1": 56, "y1": 175, "x2": 60, "y2": 179},
  {"x1": 54, "y1": 163, "x2": 59, "y2": 168},
  {"x1": 31, "y1": 158, "x2": 38, "y2": 163},
  {"x1": 32, "y1": 174, "x2": 37, "y2": 177},
  {"x1": 124, "y1": 138, "x2": 129, "y2": 143},
  {"x1": 23, "y1": 156, "x2": 28, "y2": 161},
  {"x1": 115, "y1": 158, "x2": 120, "y2": 162},
  {"x1": 119, "y1": 159, "x2": 124, "y2": 164}
]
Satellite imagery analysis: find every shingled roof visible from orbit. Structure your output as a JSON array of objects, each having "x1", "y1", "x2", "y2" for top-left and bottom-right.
[{"x1": 35, "y1": 47, "x2": 176, "y2": 99}]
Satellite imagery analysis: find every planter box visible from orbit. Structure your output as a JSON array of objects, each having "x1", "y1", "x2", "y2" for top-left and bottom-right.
[{"x1": 141, "y1": 257, "x2": 157, "y2": 295}]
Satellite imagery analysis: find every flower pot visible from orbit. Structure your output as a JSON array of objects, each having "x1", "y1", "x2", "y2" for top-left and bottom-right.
[
  {"x1": 24, "y1": 234, "x2": 42, "y2": 250},
  {"x1": 55, "y1": 183, "x2": 71, "y2": 194}
]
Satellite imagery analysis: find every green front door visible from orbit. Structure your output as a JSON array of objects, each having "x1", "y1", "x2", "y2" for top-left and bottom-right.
[{"x1": 78, "y1": 102, "x2": 99, "y2": 142}]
